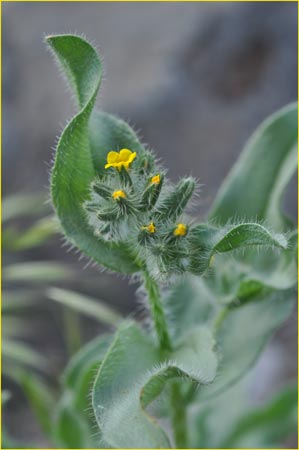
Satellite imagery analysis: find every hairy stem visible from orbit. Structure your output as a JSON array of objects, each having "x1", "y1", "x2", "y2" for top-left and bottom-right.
[
  {"x1": 142, "y1": 270, "x2": 172, "y2": 351},
  {"x1": 171, "y1": 382, "x2": 188, "y2": 448}
]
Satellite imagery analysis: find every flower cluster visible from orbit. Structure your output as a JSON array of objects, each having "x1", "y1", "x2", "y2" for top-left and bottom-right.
[{"x1": 85, "y1": 148, "x2": 203, "y2": 279}]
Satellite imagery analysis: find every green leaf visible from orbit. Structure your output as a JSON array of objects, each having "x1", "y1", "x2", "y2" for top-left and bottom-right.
[
  {"x1": 188, "y1": 222, "x2": 287, "y2": 275},
  {"x1": 46, "y1": 287, "x2": 122, "y2": 326},
  {"x1": 46, "y1": 34, "x2": 144, "y2": 273},
  {"x1": 164, "y1": 275, "x2": 216, "y2": 345},
  {"x1": 190, "y1": 377, "x2": 251, "y2": 448},
  {"x1": 92, "y1": 321, "x2": 217, "y2": 448},
  {"x1": 54, "y1": 402, "x2": 92, "y2": 449},
  {"x1": 199, "y1": 289, "x2": 295, "y2": 400},
  {"x1": 207, "y1": 232, "x2": 297, "y2": 305},
  {"x1": 222, "y1": 384, "x2": 298, "y2": 448},
  {"x1": 190, "y1": 379, "x2": 297, "y2": 449},
  {"x1": 55, "y1": 334, "x2": 113, "y2": 448},
  {"x1": 3, "y1": 262, "x2": 71, "y2": 283},
  {"x1": 209, "y1": 103, "x2": 298, "y2": 231},
  {"x1": 89, "y1": 110, "x2": 145, "y2": 179}
]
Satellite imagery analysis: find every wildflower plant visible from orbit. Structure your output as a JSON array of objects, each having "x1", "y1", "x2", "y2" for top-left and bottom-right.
[{"x1": 45, "y1": 35, "x2": 297, "y2": 448}]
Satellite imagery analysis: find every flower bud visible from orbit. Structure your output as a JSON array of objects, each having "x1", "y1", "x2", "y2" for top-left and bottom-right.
[
  {"x1": 155, "y1": 177, "x2": 196, "y2": 221},
  {"x1": 141, "y1": 174, "x2": 164, "y2": 210},
  {"x1": 135, "y1": 151, "x2": 156, "y2": 175},
  {"x1": 97, "y1": 207, "x2": 119, "y2": 222},
  {"x1": 92, "y1": 182, "x2": 112, "y2": 200},
  {"x1": 118, "y1": 166, "x2": 133, "y2": 187}
]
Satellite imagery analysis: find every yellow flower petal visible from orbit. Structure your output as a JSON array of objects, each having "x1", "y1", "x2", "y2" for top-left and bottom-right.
[
  {"x1": 174, "y1": 223, "x2": 187, "y2": 237},
  {"x1": 128, "y1": 151, "x2": 137, "y2": 164},
  {"x1": 104, "y1": 149, "x2": 136, "y2": 171},
  {"x1": 107, "y1": 151, "x2": 119, "y2": 164},
  {"x1": 118, "y1": 149, "x2": 132, "y2": 162}
]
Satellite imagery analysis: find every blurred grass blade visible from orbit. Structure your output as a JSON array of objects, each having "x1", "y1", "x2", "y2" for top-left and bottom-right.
[
  {"x1": 18, "y1": 372, "x2": 56, "y2": 439},
  {"x1": 2, "y1": 318, "x2": 32, "y2": 338},
  {"x1": 2, "y1": 290, "x2": 38, "y2": 311},
  {"x1": 47, "y1": 287, "x2": 122, "y2": 326},
  {"x1": 1, "y1": 428, "x2": 33, "y2": 449},
  {"x1": 2, "y1": 193, "x2": 49, "y2": 223},
  {"x1": 2, "y1": 216, "x2": 58, "y2": 251},
  {"x1": 3, "y1": 262, "x2": 71, "y2": 282},
  {"x1": 2, "y1": 391, "x2": 11, "y2": 405},
  {"x1": 2, "y1": 339, "x2": 47, "y2": 370}
]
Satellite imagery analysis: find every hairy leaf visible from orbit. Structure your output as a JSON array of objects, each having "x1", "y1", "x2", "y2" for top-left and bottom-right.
[
  {"x1": 188, "y1": 222, "x2": 287, "y2": 275},
  {"x1": 222, "y1": 384, "x2": 298, "y2": 448},
  {"x1": 164, "y1": 275, "x2": 216, "y2": 345},
  {"x1": 92, "y1": 321, "x2": 217, "y2": 448},
  {"x1": 206, "y1": 232, "x2": 297, "y2": 305},
  {"x1": 47, "y1": 34, "x2": 145, "y2": 273},
  {"x1": 199, "y1": 289, "x2": 295, "y2": 400},
  {"x1": 191, "y1": 380, "x2": 297, "y2": 448},
  {"x1": 209, "y1": 103, "x2": 298, "y2": 231}
]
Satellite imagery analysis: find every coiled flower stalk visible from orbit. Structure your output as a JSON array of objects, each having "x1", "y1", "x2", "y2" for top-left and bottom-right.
[{"x1": 85, "y1": 148, "x2": 197, "y2": 282}]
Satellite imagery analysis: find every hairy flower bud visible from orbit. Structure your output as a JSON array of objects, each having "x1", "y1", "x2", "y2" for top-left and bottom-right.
[
  {"x1": 92, "y1": 182, "x2": 113, "y2": 201},
  {"x1": 155, "y1": 177, "x2": 196, "y2": 221},
  {"x1": 141, "y1": 174, "x2": 164, "y2": 210}
]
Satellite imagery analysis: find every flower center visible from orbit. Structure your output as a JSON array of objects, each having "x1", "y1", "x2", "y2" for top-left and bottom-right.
[
  {"x1": 112, "y1": 190, "x2": 126, "y2": 200},
  {"x1": 151, "y1": 174, "x2": 161, "y2": 185},
  {"x1": 141, "y1": 222, "x2": 156, "y2": 233}
]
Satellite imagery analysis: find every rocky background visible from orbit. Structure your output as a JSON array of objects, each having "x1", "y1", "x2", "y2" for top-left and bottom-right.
[{"x1": 3, "y1": 2, "x2": 297, "y2": 446}]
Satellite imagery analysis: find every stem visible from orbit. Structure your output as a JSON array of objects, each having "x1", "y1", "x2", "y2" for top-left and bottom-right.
[
  {"x1": 171, "y1": 382, "x2": 188, "y2": 448},
  {"x1": 142, "y1": 270, "x2": 172, "y2": 351},
  {"x1": 213, "y1": 306, "x2": 228, "y2": 332}
]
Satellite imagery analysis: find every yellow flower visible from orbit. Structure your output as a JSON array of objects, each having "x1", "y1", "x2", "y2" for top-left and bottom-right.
[
  {"x1": 105, "y1": 149, "x2": 137, "y2": 171},
  {"x1": 141, "y1": 222, "x2": 156, "y2": 233},
  {"x1": 112, "y1": 190, "x2": 126, "y2": 200},
  {"x1": 173, "y1": 223, "x2": 187, "y2": 237},
  {"x1": 151, "y1": 174, "x2": 161, "y2": 185}
]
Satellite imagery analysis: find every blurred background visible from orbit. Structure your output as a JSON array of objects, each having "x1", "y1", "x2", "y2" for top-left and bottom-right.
[{"x1": 2, "y1": 1, "x2": 297, "y2": 447}]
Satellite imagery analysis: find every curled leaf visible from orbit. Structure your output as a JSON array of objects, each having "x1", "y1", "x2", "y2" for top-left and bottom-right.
[
  {"x1": 47, "y1": 34, "x2": 145, "y2": 273},
  {"x1": 188, "y1": 222, "x2": 287, "y2": 275},
  {"x1": 92, "y1": 322, "x2": 217, "y2": 448}
]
